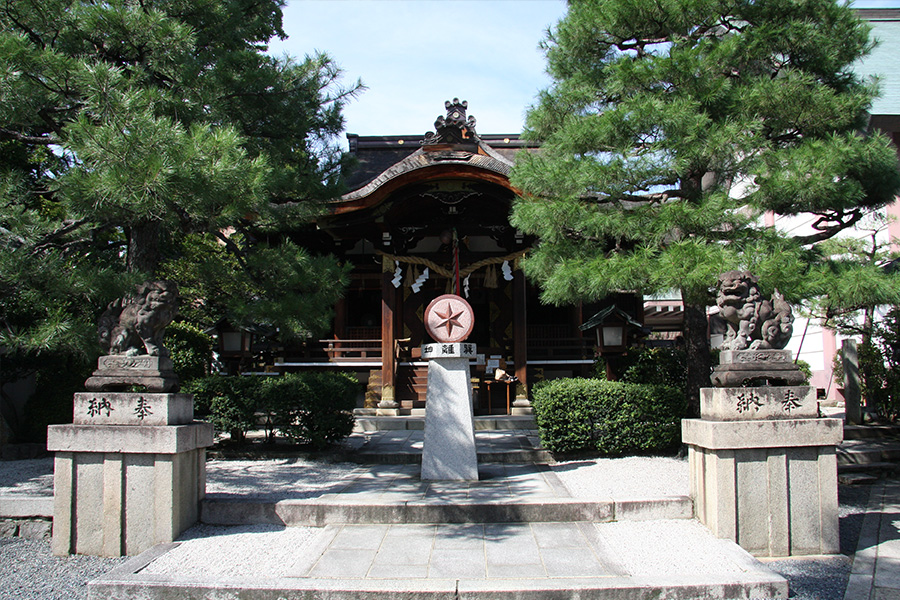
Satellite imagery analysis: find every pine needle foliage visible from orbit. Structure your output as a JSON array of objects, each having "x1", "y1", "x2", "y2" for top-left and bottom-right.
[
  {"x1": 0, "y1": 0, "x2": 361, "y2": 359},
  {"x1": 511, "y1": 0, "x2": 900, "y2": 411}
]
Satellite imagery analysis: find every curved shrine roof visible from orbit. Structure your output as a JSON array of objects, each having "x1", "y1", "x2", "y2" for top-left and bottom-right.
[{"x1": 333, "y1": 99, "x2": 536, "y2": 215}]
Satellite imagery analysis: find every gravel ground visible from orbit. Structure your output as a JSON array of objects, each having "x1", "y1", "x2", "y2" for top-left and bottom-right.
[
  {"x1": 0, "y1": 456, "x2": 874, "y2": 600},
  {"x1": 551, "y1": 456, "x2": 689, "y2": 499},
  {"x1": 0, "y1": 538, "x2": 127, "y2": 600}
]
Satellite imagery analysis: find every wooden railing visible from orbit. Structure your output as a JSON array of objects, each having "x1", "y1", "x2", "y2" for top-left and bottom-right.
[{"x1": 318, "y1": 339, "x2": 382, "y2": 361}]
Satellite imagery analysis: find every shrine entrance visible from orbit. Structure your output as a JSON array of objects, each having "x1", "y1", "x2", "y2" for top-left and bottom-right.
[{"x1": 304, "y1": 100, "x2": 599, "y2": 415}]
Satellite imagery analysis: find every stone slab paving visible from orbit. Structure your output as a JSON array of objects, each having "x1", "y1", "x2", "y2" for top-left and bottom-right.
[
  {"x1": 341, "y1": 429, "x2": 550, "y2": 463},
  {"x1": 844, "y1": 478, "x2": 900, "y2": 600},
  {"x1": 89, "y1": 518, "x2": 788, "y2": 599}
]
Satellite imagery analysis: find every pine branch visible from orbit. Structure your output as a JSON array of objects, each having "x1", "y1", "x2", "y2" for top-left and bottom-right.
[
  {"x1": 213, "y1": 230, "x2": 251, "y2": 271},
  {"x1": 2, "y1": 3, "x2": 46, "y2": 49},
  {"x1": 0, "y1": 127, "x2": 57, "y2": 145},
  {"x1": 29, "y1": 219, "x2": 90, "y2": 254},
  {"x1": 794, "y1": 209, "x2": 864, "y2": 245}
]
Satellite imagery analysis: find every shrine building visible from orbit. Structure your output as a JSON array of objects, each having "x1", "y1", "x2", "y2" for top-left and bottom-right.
[{"x1": 257, "y1": 99, "x2": 648, "y2": 416}]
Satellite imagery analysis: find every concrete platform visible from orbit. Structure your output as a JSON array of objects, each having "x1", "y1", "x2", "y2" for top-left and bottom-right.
[
  {"x1": 340, "y1": 429, "x2": 552, "y2": 464},
  {"x1": 201, "y1": 463, "x2": 693, "y2": 527},
  {"x1": 353, "y1": 415, "x2": 537, "y2": 432},
  {"x1": 103, "y1": 459, "x2": 786, "y2": 599},
  {"x1": 89, "y1": 519, "x2": 788, "y2": 600}
]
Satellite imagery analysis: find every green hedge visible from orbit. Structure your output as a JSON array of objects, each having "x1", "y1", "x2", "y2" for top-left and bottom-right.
[
  {"x1": 268, "y1": 372, "x2": 357, "y2": 450},
  {"x1": 184, "y1": 375, "x2": 260, "y2": 442},
  {"x1": 184, "y1": 372, "x2": 357, "y2": 448},
  {"x1": 164, "y1": 322, "x2": 213, "y2": 384},
  {"x1": 531, "y1": 378, "x2": 686, "y2": 456}
]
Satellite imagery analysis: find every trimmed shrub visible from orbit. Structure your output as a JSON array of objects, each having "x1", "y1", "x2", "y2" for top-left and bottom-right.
[
  {"x1": 184, "y1": 375, "x2": 259, "y2": 442},
  {"x1": 164, "y1": 321, "x2": 213, "y2": 384},
  {"x1": 270, "y1": 372, "x2": 357, "y2": 450},
  {"x1": 594, "y1": 346, "x2": 688, "y2": 392},
  {"x1": 531, "y1": 377, "x2": 686, "y2": 456}
]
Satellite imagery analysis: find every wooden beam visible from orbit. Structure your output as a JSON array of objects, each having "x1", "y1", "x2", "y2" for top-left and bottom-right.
[{"x1": 513, "y1": 268, "x2": 528, "y2": 394}]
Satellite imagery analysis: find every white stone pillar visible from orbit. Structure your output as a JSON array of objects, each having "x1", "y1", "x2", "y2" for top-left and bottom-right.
[
  {"x1": 683, "y1": 369, "x2": 843, "y2": 557},
  {"x1": 48, "y1": 392, "x2": 213, "y2": 556},
  {"x1": 421, "y1": 342, "x2": 478, "y2": 481}
]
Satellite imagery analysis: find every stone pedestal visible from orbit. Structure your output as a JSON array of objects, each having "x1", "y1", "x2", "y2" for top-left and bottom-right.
[
  {"x1": 47, "y1": 392, "x2": 213, "y2": 556},
  {"x1": 711, "y1": 349, "x2": 806, "y2": 387},
  {"x1": 684, "y1": 351, "x2": 842, "y2": 557},
  {"x1": 421, "y1": 343, "x2": 478, "y2": 481},
  {"x1": 85, "y1": 355, "x2": 179, "y2": 392},
  {"x1": 511, "y1": 395, "x2": 534, "y2": 416}
]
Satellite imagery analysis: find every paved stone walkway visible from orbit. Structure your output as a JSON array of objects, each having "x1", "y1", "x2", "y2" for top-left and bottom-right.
[
  {"x1": 341, "y1": 429, "x2": 548, "y2": 462},
  {"x1": 299, "y1": 522, "x2": 616, "y2": 580},
  {"x1": 845, "y1": 478, "x2": 900, "y2": 600}
]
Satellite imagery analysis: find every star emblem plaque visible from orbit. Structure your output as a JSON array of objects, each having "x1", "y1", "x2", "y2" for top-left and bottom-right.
[{"x1": 424, "y1": 294, "x2": 475, "y2": 343}]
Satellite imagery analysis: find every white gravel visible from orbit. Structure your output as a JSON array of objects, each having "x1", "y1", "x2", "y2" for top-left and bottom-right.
[
  {"x1": 596, "y1": 519, "x2": 749, "y2": 576},
  {"x1": 1, "y1": 456, "x2": 691, "y2": 502},
  {"x1": 551, "y1": 456, "x2": 689, "y2": 499},
  {"x1": 141, "y1": 524, "x2": 320, "y2": 578}
]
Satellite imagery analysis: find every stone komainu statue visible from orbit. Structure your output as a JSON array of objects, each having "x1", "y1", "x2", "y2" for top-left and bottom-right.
[
  {"x1": 98, "y1": 281, "x2": 179, "y2": 357},
  {"x1": 716, "y1": 271, "x2": 793, "y2": 351}
]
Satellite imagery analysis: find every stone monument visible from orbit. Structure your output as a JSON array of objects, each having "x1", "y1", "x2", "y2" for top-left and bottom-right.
[
  {"x1": 47, "y1": 281, "x2": 213, "y2": 556},
  {"x1": 683, "y1": 271, "x2": 842, "y2": 556},
  {"x1": 421, "y1": 294, "x2": 479, "y2": 481}
]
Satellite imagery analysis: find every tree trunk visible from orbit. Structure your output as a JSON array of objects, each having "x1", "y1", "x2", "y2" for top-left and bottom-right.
[
  {"x1": 126, "y1": 220, "x2": 161, "y2": 274},
  {"x1": 683, "y1": 302, "x2": 712, "y2": 418}
]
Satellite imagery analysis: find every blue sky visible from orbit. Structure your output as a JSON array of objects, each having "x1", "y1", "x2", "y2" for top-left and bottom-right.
[{"x1": 269, "y1": 0, "x2": 899, "y2": 143}]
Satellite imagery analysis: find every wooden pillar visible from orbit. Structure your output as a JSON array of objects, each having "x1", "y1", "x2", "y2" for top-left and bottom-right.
[
  {"x1": 378, "y1": 263, "x2": 399, "y2": 415},
  {"x1": 332, "y1": 296, "x2": 347, "y2": 359},
  {"x1": 511, "y1": 268, "x2": 532, "y2": 414},
  {"x1": 334, "y1": 296, "x2": 347, "y2": 339}
]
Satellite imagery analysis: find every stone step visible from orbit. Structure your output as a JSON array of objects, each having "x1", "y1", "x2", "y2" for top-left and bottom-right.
[
  {"x1": 200, "y1": 495, "x2": 693, "y2": 527},
  {"x1": 837, "y1": 439, "x2": 900, "y2": 465},
  {"x1": 843, "y1": 424, "x2": 900, "y2": 440},
  {"x1": 200, "y1": 462, "x2": 692, "y2": 528},
  {"x1": 88, "y1": 520, "x2": 788, "y2": 600},
  {"x1": 353, "y1": 415, "x2": 537, "y2": 432}
]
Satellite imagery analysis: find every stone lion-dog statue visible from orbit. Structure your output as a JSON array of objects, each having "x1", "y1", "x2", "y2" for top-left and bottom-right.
[
  {"x1": 716, "y1": 271, "x2": 793, "y2": 351},
  {"x1": 98, "y1": 281, "x2": 179, "y2": 357}
]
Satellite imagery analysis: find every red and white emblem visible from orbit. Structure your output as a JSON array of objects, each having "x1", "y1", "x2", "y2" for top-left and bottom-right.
[{"x1": 424, "y1": 294, "x2": 474, "y2": 343}]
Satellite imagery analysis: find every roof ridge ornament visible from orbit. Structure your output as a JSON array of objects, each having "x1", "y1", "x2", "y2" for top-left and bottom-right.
[{"x1": 422, "y1": 98, "x2": 479, "y2": 146}]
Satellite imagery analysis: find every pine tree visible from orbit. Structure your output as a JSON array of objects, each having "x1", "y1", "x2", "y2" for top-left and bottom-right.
[
  {"x1": 0, "y1": 0, "x2": 359, "y2": 356},
  {"x1": 511, "y1": 0, "x2": 900, "y2": 414}
]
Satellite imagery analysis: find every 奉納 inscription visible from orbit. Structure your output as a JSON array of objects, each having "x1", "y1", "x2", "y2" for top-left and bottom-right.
[
  {"x1": 781, "y1": 390, "x2": 803, "y2": 413},
  {"x1": 87, "y1": 397, "x2": 113, "y2": 418},
  {"x1": 735, "y1": 390, "x2": 763, "y2": 414}
]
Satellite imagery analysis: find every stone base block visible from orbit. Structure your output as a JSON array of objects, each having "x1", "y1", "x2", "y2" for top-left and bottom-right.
[
  {"x1": 49, "y1": 422, "x2": 212, "y2": 557},
  {"x1": 701, "y1": 386, "x2": 817, "y2": 421},
  {"x1": 48, "y1": 422, "x2": 214, "y2": 454},
  {"x1": 684, "y1": 417, "x2": 841, "y2": 557},
  {"x1": 73, "y1": 392, "x2": 193, "y2": 426},
  {"x1": 422, "y1": 357, "x2": 478, "y2": 481}
]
